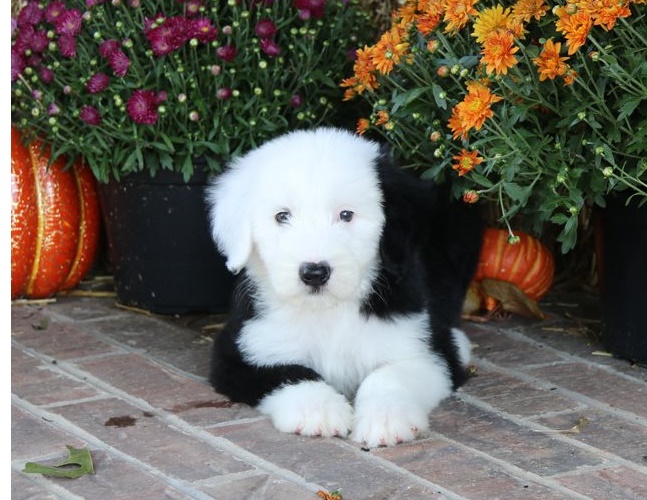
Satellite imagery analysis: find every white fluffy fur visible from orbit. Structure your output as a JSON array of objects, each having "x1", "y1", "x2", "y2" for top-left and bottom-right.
[{"x1": 208, "y1": 129, "x2": 471, "y2": 447}]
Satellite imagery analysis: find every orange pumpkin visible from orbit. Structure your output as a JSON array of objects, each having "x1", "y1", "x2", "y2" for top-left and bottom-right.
[
  {"x1": 474, "y1": 228, "x2": 555, "y2": 302},
  {"x1": 11, "y1": 126, "x2": 101, "y2": 299}
]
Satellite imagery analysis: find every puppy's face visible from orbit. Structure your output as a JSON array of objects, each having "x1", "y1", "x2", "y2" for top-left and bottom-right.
[{"x1": 207, "y1": 129, "x2": 385, "y2": 307}]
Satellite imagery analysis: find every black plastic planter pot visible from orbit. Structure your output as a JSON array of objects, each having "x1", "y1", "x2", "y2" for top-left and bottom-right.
[
  {"x1": 595, "y1": 192, "x2": 647, "y2": 366},
  {"x1": 98, "y1": 166, "x2": 234, "y2": 315}
]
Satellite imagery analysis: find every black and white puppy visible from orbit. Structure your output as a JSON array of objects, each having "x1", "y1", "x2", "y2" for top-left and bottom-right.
[{"x1": 205, "y1": 127, "x2": 482, "y2": 447}]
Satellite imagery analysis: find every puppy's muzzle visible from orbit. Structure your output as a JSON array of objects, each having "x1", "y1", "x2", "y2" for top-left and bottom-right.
[{"x1": 299, "y1": 262, "x2": 331, "y2": 288}]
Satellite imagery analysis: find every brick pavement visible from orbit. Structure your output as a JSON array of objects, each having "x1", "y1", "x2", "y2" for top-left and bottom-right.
[{"x1": 11, "y1": 292, "x2": 647, "y2": 499}]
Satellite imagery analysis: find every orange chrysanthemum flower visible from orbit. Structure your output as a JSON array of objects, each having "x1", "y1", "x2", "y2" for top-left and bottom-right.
[
  {"x1": 416, "y1": 0, "x2": 444, "y2": 35},
  {"x1": 510, "y1": 0, "x2": 549, "y2": 23},
  {"x1": 563, "y1": 68, "x2": 578, "y2": 85},
  {"x1": 443, "y1": 0, "x2": 479, "y2": 34},
  {"x1": 533, "y1": 39, "x2": 569, "y2": 81},
  {"x1": 555, "y1": 8, "x2": 593, "y2": 55},
  {"x1": 356, "y1": 118, "x2": 370, "y2": 135},
  {"x1": 371, "y1": 27, "x2": 410, "y2": 75},
  {"x1": 374, "y1": 110, "x2": 390, "y2": 126},
  {"x1": 579, "y1": 0, "x2": 632, "y2": 30},
  {"x1": 343, "y1": 46, "x2": 379, "y2": 95},
  {"x1": 394, "y1": 1, "x2": 418, "y2": 26},
  {"x1": 481, "y1": 30, "x2": 519, "y2": 75},
  {"x1": 448, "y1": 82, "x2": 503, "y2": 139},
  {"x1": 452, "y1": 149, "x2": 484, "y2": 176},
  {"x1": 473, "y1": 5, "x2": 512, "y2": 43}
]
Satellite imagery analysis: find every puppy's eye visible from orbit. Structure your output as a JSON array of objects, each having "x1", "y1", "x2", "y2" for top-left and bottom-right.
[
  {"x1": 275, "y1": 211, "x2": 291, "y2": 224},
  {"x1": 339, "y1": 210, "x2": 354, "y2": 222}
]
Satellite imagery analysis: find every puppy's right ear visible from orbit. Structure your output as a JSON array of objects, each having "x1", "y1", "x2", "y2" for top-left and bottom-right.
[{"x1": 205, "y1": 167, "x2": 252, "y2": 274}]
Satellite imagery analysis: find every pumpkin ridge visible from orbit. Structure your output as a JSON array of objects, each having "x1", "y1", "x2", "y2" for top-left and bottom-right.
[
  {"x1": 62, "y1": 164, "x2": 90, "y2": 290},
  {"x1": 25, "y1": 142, "x2": 46, "y2": 296}
]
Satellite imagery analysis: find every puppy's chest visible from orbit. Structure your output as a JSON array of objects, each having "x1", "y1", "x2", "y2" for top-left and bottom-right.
[{"x1": 237, "y1": 308, "x2": 430, "y2": 394}]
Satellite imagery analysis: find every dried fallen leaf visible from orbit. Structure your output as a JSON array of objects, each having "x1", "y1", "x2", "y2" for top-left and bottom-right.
[
  {"x1": 316, "y1": 490, "x2": 343, "y2": 500},
  {"x1": 23, "y1": 445, "x2": 95, "y2": 479},
  {"x1": 480, "y1": 278, "x2": 546, "y2": 319},
  {"x1": 535, "y1": 417, "x2": 589, "y2": 435}
]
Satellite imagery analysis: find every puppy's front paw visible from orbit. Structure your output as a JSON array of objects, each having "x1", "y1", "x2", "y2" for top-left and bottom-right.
[
  {"x1": 257, "y1": 381, "x2": 353, "y2": 438},
  {"x1": 351, "y1": 401, "x2": 429, "y2": 448}
]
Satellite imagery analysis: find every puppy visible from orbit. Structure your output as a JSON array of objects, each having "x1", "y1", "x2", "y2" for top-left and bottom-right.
[{"x1": 205, "y1": 128, "x2": 482, "y2": 447}]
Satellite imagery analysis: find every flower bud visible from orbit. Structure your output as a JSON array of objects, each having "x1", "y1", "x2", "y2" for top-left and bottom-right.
[
  {"x1": 602, "y1": 166, "x2": 614, "y2": 177},
  {"x1": 462, "y1": 190, "x2": 479, "y2": 204},
  {"x1": 437, "y1": 65, "x2": 449, "y2": 77}
]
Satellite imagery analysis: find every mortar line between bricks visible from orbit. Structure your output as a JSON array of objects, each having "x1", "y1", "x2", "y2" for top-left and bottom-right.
[
  {"x1": 456, "y1": 390, "x2": 647, "y2": 477},
  {"x1": 423, "y1": 427, "x2": 592, "y2": 500},
  {"x1": 12, "y1": 339, "x2": 329, "y2": 496},
  {"x1": 472, "y1": 355, "x2": 647, "y2": 427},
  {"x1": 501, "y1": 326, "x2": 647, "y2": 384},
  {"x1": 11, "y1": 394, "x2": 215, "y2": 500}
]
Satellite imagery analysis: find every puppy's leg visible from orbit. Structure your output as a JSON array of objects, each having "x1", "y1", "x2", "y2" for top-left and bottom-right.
[
  {"x1": 351, "y1": 355, "x2": 452, "y2": 447},
  {"x1": 258, "y1": 380, "x2": 354, "y2": 438}
]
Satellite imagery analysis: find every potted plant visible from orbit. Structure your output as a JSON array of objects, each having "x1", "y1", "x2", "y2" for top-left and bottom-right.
[
  {"x1": 11, "y1": 0, "x2": 374, "y2": 314},
  {"x1": 341, "y1": 0, "x2": 647, "y2": 362}
]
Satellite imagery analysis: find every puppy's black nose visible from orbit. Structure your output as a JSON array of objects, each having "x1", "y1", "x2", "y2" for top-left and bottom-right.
[{"x1": 299, "y1": 262, "x2": 331, "y2": 287}]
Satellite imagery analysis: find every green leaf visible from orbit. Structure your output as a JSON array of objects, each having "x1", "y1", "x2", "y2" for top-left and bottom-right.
[
  {"x1": 618, "y1": 96, "x2": 643, "y2": 122},
  {"x1": 391, "y1": 87, "x2": 427, "y2": 114},
  {"x1": 23, "y1": 446, "x2": 95, "y2": 479}
]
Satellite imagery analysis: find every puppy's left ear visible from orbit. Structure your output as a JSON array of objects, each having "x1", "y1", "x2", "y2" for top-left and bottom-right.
[{"x1": 205, "y1": 167, "x2": 253, "y2": 274}]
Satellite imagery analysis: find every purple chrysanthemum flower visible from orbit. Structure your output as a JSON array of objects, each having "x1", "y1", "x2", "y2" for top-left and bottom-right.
[
  {"x1": 30, "y1": 30, "x2": 49, "y2": 53},
  {"x1": 191, "y1": 18, "x2": 217, "y2": 43},
  {"x1": 260, "y1": 38, "x2": 281, "y2": 57},
  {"x1": 127, "y1": 89, "x2": 159, "y2": 125},
  {"x1": 11, "y1": 48, "x2": 26, "y2": 81},
  {"x1": 48, "y1": 102, "x2": 61, "y2": 115},
  {"x1": 290, "y1": 94, "x2": 303, "y2": 107},
  {"x1": 254, "y1": 19, "x2": 277, "y2": 38},
  {"x1": 44, "y1": 1, "x2": 66, "y2": 24},
  {"x1": 108, "y1": 50, "x2": 130, "y2": 77},
  {"x1": 13, "y1": 25, "x2": 36, "y2": 54},
  {"x1": 145, "y1": 16, "x2": 191, "y2": 56},
  {"x1": 17, "y1": 2, "x2": 44, "y2": 28},
  {"x1": 99, "y1": 39, "x2": 121, "y2": 58},
  {"x1": 216, "y1": 87, "x2": 232, "y2": 100},
  {"x1": 293, "y1": 0, "x2": 326, "y2": 19},
  {"x1": 79, "y1": 105, "x2": 102, "y2": 126},
  {"x1": 184, "y1": 0, "x2": 203, "y2": 17},
  {"x1": 86, "y1": 72, "x2": 110, "y2": 93},
  {"x1": 40, "y1": 66, "x2": 54, "y2": 84},
  {"x1": 55, "y1": 9, "x2": 83, "y2": 36},
  {"x1": 216, "y1": 44, "x2": 237, "y2": 62},
  {"x1": 58, "y1": 34, "x2": 77, "y2": 58}
]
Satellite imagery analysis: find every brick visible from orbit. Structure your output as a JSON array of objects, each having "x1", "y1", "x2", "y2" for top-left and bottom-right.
[
  {"x1": 375, "y1": 438, "x2": 576, "y2": 499},
  {"x1": 52, "y1": 397, "x2": 254, "y2": 481},
  {"x1": 12, "y1": 406, "x2": 87, "y2": 460},
  {"x1": 461, "y1": 369, "x2": 583, "y2": 417},
  {"x1": 556, "y1": 465, "x2": 647, "y2": 499},
  {"x1": 534, "y1": 409, "x2": 647, "y2": 466},
  {"x1": 198, "y1": 473, "x2": 317, "y2": 500},
  {"x1": 11, "y1": 471, "x2": 59, "y2": 500},
  {"x1": 525, "y1": 363, "x2": 647, "y2": 418},
  {"x1": 12, "y1": 308, "x2": 119, "y2": 360},
  {"x1": 210, "y1": 419, "x2": 445, "y2": 499},
  {"x1": 77, "y1": 353, "x2": 256, "y2": 425},
  {"x1": 430, "y1": 398, "x2": 603, "y2": 476},
  {"x1": 11, "y1": 348, "x2": 101, "y2": 406},
  {"x1": 467, "y1": 326, "x2": 565, "y2": 368}
]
